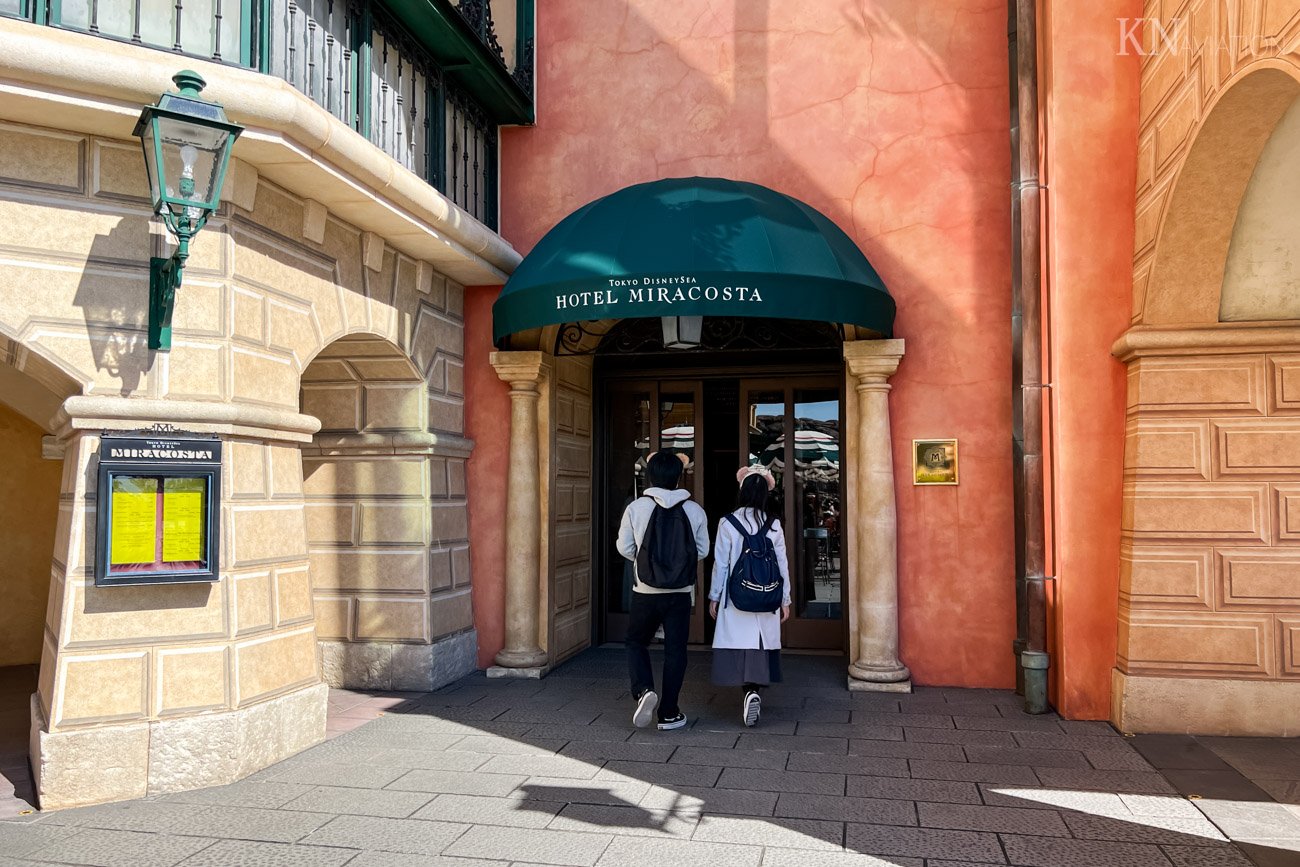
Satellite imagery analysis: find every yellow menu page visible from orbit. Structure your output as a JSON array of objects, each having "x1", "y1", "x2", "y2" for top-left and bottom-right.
[
  {"x1": 110, "y1": 477, "x2": 158, "y2": 565},
  {"x1": 162, "y1": 477, "x2": 206, "y2": 563}
]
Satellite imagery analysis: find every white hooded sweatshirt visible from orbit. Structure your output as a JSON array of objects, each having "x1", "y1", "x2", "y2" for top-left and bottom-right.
[{"x1": 616, "y1": 487, "x2": 711, "y2": 596}]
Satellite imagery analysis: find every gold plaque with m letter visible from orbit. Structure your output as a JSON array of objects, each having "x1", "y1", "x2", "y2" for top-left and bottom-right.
[{"x1": 913, "y1": 439, "x2": 958, "y2": 486}]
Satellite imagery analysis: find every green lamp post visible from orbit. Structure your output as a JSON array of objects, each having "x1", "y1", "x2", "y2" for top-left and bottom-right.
[{"x1": 133, "y1": 71, "x2": 244, "y2": 351}]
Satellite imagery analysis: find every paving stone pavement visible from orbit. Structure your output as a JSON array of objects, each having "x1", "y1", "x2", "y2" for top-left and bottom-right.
[{"x1": 1, "y1": 649, "x2": 1298, "y2": 867}]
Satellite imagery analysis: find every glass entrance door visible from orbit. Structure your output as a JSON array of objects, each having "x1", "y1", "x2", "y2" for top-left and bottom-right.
[
  {"x1": 600, "y1": 380, "x2": 707, "y2": 645},
  {"x1": 741, "y1": 379, "x2": 845, "y2": 650},
  {"x1": 598, "y1": 375, "x2": 844, "y2": 652}
]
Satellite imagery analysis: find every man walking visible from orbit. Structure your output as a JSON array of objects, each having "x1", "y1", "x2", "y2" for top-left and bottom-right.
[{"x1": 617, "y1": 451, "x2": 710, "y2": 730}]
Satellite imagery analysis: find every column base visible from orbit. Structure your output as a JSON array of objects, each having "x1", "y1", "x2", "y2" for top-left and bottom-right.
[
  {"x1": 848, "y1": 677, "x2": 913, "y2": 694},
  {"x1": 487, "y1": 664, "x2": 552, "y2": 680},
  {"x1": 493, "y1": 648, "x2": 548, "y2": 669},
  {"x1": 848, "y1": 660, "x2": 911, "y2": 684}
]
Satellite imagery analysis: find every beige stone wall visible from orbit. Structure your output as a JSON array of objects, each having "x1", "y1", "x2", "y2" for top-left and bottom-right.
[
  {"x1": 0, "y1": 106, "x2": 483, "y2": 799},
  {"x1": 1117, "y1": 2, "x2": 1300, "y2": 734},
  {"x1": 303, "y1": 337, "x2": 475, "y2": 690},
  {"x1": 547, "y1": 355, "x2": 593, "y2": 664},
  {"x1": 1121, "y1": 349, "x2": 1300, "y2": 678},
  {"x1": 0, "y1": 401, "x2": 61, "y2": 666}
]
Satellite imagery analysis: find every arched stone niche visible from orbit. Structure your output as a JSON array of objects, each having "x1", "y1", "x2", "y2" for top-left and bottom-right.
[
  {"x1": 1140, "y1": 67, "x2": 1300, "y2": 325},
  {"x1": 1220, "y1": 93, "x2": 1300, "y2": 322}
]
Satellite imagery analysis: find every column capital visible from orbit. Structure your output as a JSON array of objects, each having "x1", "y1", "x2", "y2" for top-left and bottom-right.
[
  {"x1": 844, "y1": 339, "x2": 905, "y2": 381},
  {"x1": 490, "y1": 351, "x2": 550, "y2": 387}
]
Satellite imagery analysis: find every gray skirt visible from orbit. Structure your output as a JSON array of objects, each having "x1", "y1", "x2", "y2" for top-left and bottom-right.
[{"x1": 712, "y1": 649, "x2": 783, "y2": 687}]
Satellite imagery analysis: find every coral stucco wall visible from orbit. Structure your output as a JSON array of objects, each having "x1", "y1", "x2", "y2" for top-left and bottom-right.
[
  {"x1": 1040, "y1": 0, "x2": 1141, "y2": 718},
  {"x1": 471, "y1": 0, "x2": 1019, "y2": 686},
  {"x1": 465, "y1": 285, "x2": 510, "y2": 668}
]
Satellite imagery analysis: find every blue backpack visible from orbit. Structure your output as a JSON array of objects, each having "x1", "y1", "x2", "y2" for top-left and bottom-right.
[{"x1": 722, "y1": 513, "x2": 783, "y2": 613}]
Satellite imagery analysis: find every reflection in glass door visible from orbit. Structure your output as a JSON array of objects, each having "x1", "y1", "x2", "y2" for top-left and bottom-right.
[
  {"x1": 792, "y1": 389, "x2": 843, "y2": 624},
  {"x1": 601, "y1": 386, "x2": 652, "y2": 642},
  {"x1": 741, "y1": 379, "x2": 844, "y2": 650}
]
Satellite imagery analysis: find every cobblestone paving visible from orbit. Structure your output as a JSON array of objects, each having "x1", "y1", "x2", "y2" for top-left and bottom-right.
[{"x1": 2, "y1": 650, "x2": 1299, "y2": 866}]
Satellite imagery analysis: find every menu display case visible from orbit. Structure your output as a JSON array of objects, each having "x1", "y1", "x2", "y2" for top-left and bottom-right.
[{"x1": 94, "y1": 434, "x2": 222, "y2": 586}]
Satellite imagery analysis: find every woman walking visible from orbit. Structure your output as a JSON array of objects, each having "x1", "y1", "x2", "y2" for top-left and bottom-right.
[{"x1": 708, "y1": 465, "x2": 791, "y2": 727}]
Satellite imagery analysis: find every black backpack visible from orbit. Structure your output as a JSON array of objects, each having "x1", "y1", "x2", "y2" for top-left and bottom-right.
[
  {"x1": 723, "y1": 513, "x2": 783, "y2": 613},
  {"x1": 635, "y1": 500, "x2": 697, "y2": 590}
]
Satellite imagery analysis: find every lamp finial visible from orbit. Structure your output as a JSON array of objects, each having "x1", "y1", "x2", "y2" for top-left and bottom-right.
[{"x1": 172, "y1": 70, "x2": 206, "y2": 98}]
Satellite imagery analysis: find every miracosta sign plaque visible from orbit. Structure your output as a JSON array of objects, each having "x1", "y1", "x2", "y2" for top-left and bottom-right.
[{"x1": 553, "y1": 275, "x2": 766, "y2": 312}]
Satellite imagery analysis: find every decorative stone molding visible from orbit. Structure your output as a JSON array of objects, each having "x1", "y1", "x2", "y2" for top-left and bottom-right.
[
  {"x1": 1114, "y1": 323, "x2": 1300, "y2": 361},
  {"x1": 362, "y1": 231, "x2": 385, "y2": 273},
  {"x1": 301, "y1": 199, "x2": 328, "y2": 244},
  {"x1": 843, "y1": 339, "x2": 911, "y2": 692},
  {"x1": 303, "y1": 431, "x2": 476, "y2": 458},
  {"x1": 489, "y1": 350, "x2": 550, "y2": 673},
  {"x1": 225, "y1": 158, "x2": 259, "y2": 213},
  {"x1": 57, "y1": 395, "x2": 321, "y2": 444}
]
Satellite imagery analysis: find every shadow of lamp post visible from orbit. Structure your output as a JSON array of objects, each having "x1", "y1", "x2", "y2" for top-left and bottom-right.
[{"x1": 132, "y1": 70, "x2": 243, "y2": 351}]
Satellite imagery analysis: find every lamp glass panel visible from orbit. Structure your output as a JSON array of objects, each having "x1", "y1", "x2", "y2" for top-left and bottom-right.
[
  {"x1": 678, "y1": 316, "x2": 703, "y2": 345},
  {"x1": 660, "y1": 316, "x2": 678, "y2": 348},
  {"x1": 157, "y1": 118, "x2": 230, "y2": 208},
  {"x1": 661, "y1": 316, "x2": 702, "y2": 349},
  {"x1": 140, "y1": 129, "x2": 163, "y2": 210}
]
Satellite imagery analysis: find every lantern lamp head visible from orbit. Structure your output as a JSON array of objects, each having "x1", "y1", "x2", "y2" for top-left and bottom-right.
[
  {"x1": 132, "y1": 70, "x2": 244, "y2": 239},
  {"x1": 661, "y1": 315, "x2": 703, "y2": 350},
  {"x1": 134, "y1": 71, "x2": 244, "y2": 352}
]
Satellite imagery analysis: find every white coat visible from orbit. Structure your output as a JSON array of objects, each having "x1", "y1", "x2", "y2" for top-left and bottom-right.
[{"x1": 708, "y1": 509, "x2": 791, "y2": 650}]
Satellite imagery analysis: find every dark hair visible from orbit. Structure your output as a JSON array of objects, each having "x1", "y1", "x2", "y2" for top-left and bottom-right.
[
  {"x1": 646, "y1": 452, "x2": 684, "y2": 489},
  {"x1": 736, "y1": 473, "x2": 770, "y2": 529}
]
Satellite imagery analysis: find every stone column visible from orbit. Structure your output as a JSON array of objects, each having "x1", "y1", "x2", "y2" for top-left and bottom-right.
[
  {"x1": 844, "y1": 339, "x2": 911, "y2": 692},
  {"x1": 489, "y1": 351, "x2": 549, "y2": 672}
]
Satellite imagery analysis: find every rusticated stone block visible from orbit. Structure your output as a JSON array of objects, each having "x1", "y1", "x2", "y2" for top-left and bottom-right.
[
  {"x1": 156, "y1": 645, "x2": 228, "y2": 715},
  {"x1": 30, "y1": 694, "x2": 149, "y2": 810},
  {"x1": 1120, "y1": 545, "x2": 1212, "y2": 609},
  {"x1": 356, "y1": 597, "x2": 429, "y2": 642},
  {"x1": 1124, "y1": 419, "x2": 1210, "y2": 478},
  {"x1": 1120, "y1": 610, "x2": 1275, "y2": 677},
  {"x1": 148, "y1": 709, "x2": 240, "y2": 793},
  {"x1": 1127, "y1": 356, "x2": 1267, "y2": 416},
  {"x1": 56, "y1": 651, "x2": 148, "y2": 726},
  {"x1": 1124, "y1": 481, "x2": 1268, "y2": 542}
]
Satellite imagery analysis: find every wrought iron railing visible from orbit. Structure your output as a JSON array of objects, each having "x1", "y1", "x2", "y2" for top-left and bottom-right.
[
  {"x1": 12, "y1": 0, "x2": 257, "y2": 65},
  {"x1": 268, "y1": 0, "x2": 359, "y2": 126},
  {"x1": 1, "y1": 0, "x2": 515, "y2": 230},
  {"x1": 368, "y1": 4, "x2": 438, "y2": 183},
  {"x1": 445, "y1": 82, "x2": 496, "y2": 227}
]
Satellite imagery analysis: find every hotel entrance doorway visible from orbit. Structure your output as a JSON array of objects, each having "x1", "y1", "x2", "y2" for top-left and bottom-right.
[{"x1": 596, "y1": 372, "x2": 846, "y2": 652}]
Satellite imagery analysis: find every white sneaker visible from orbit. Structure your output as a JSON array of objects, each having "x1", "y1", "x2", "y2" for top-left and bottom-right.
[
  {"x1": 743, "y1": 691, "x2": 761, "y2": 727},
  {"x1": 633, "y1": 690, "x2": 659, "y2": 728}
]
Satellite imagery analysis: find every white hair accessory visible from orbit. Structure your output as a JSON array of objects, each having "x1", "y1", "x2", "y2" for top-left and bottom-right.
[{"x1": 736, "y1": 465, "x2": 776, "y2": 490}]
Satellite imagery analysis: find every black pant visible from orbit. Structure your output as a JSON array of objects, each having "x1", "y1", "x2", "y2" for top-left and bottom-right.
[{"x1": 625, "y1": 591, "x2": 691, "y2": 718}]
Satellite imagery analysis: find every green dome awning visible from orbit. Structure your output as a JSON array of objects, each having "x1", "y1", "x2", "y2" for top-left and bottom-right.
[{"x1": 492, "y1": 177, "x2": 895, "y2": 345}]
